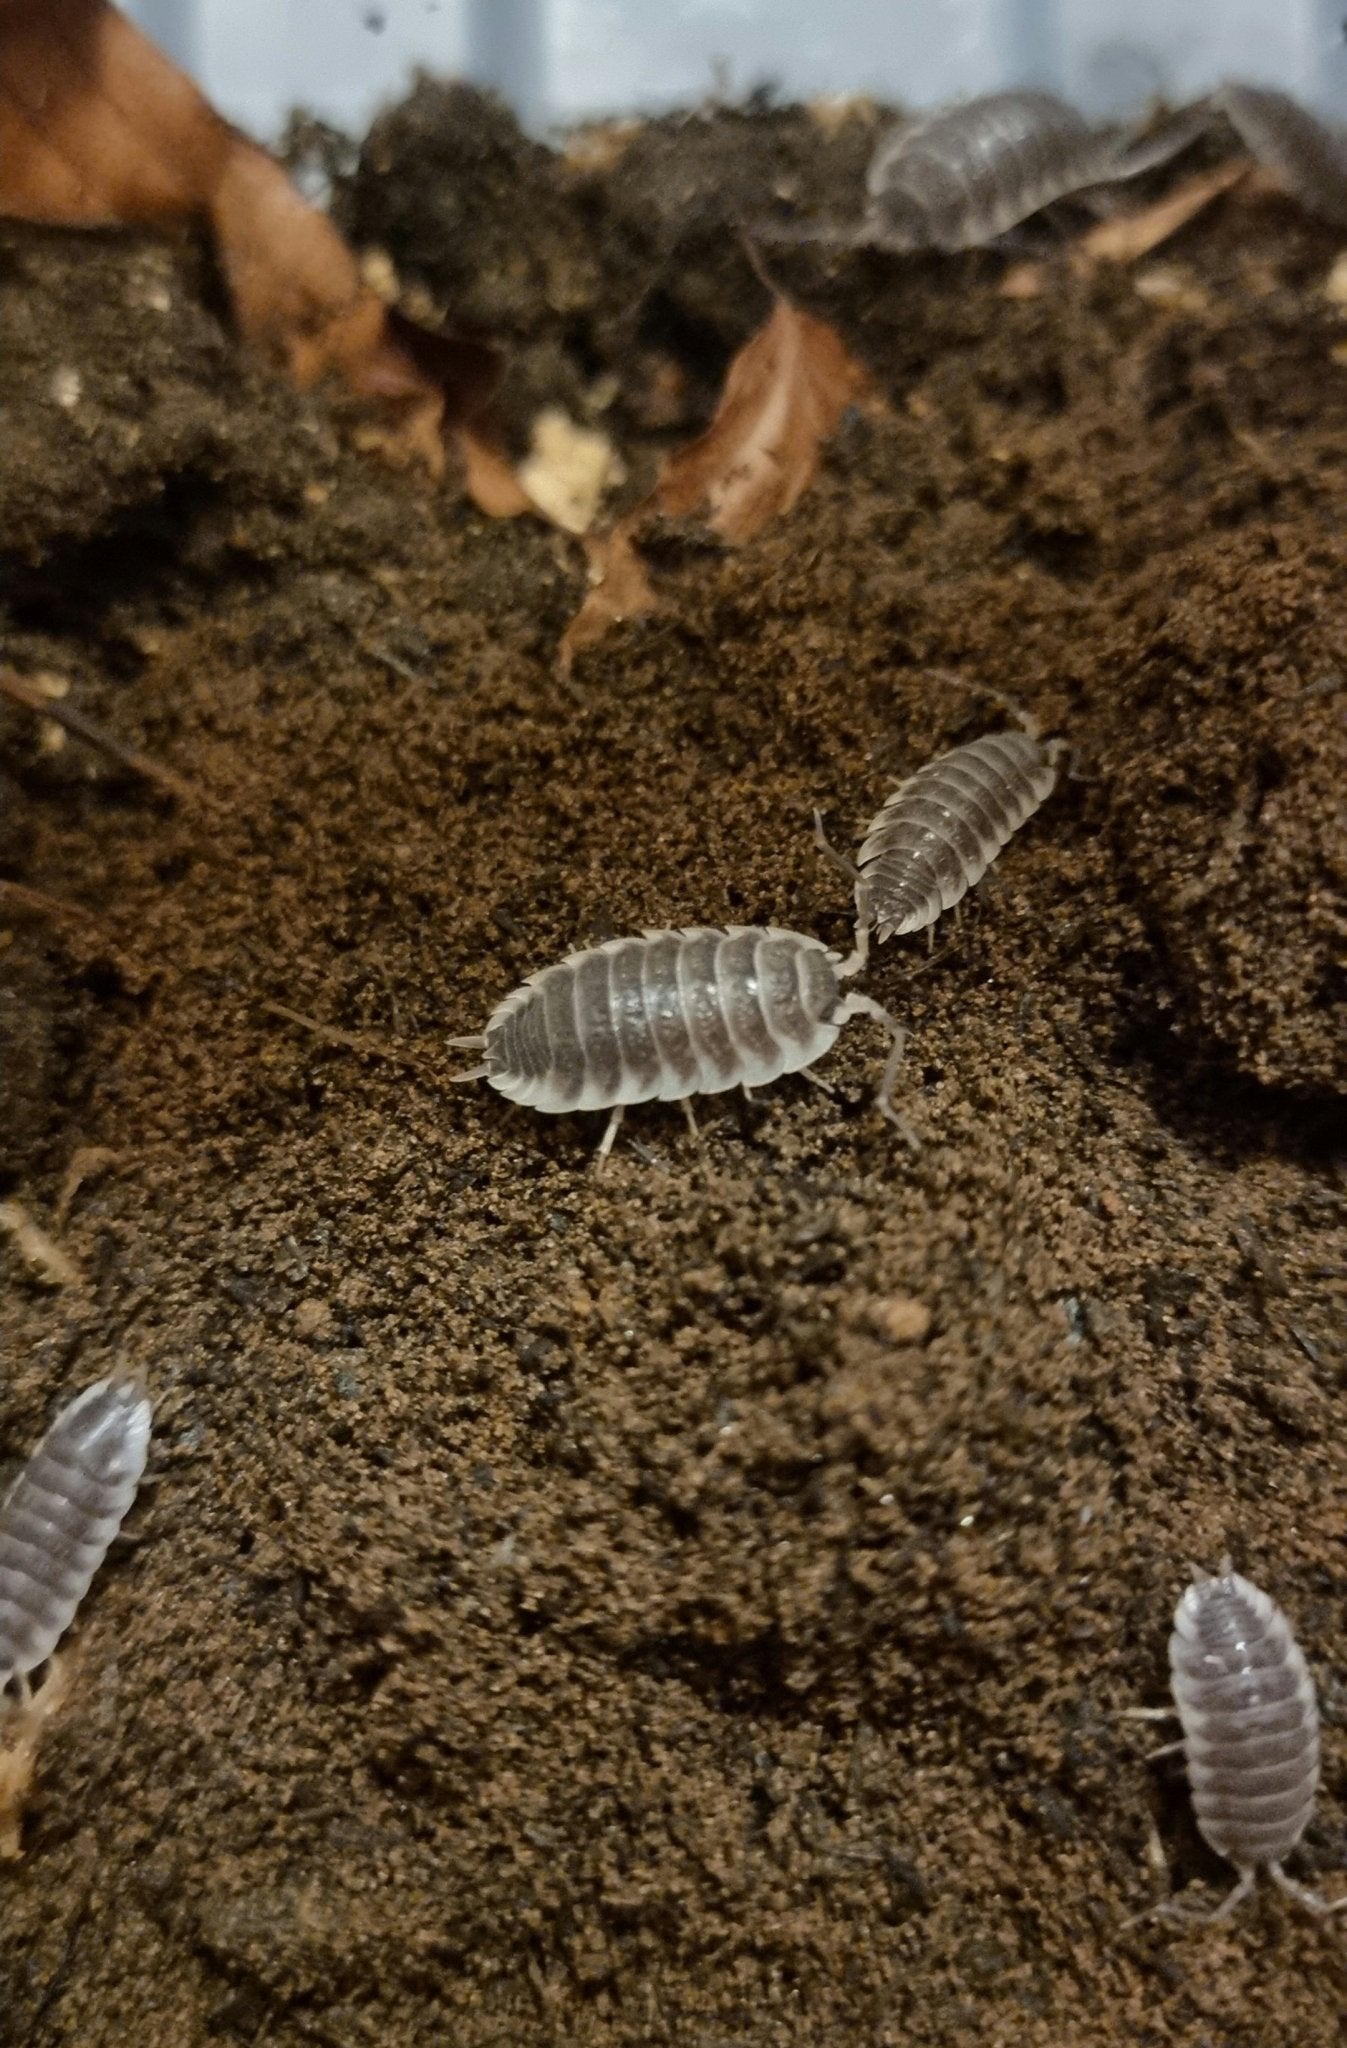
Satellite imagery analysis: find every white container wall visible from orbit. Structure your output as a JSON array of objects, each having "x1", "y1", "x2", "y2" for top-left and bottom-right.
[{"x1": 124, "y1": 0, "x2": 1347, "y2": 141}]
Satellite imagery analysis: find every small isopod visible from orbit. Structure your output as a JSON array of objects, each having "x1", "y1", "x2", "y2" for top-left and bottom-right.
[
  {"x1": 1130, "y1": 1560, "x2": 1345, "y2": 1924},
  {"x1": 0, "y1": 1377, "x2": 152, "y2": 1700},
  {"x1": 450, "y1": 909, "x2": 911, "y2": 1163},
  {"x1": 1215, "y1": 83, "x2": 1347, "y2": 228},
  {"x1": 764, "y1": 90, "x2": 1203, "y2": 253},
  {"x1": 819, "y1": 726, "x2": 1063, "y2": 944}
]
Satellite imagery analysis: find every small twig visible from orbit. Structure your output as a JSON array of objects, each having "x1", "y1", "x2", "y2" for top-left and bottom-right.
[
  {"x1": 365, "y1": 642, "x2": 421, "y2": 683},
  {"x1": 262, "y1": 1001, "x2": 437, "y2": 1078},
  {"x1": 0, "y1": 879, "x2": 99, "y2": 925},
  {"x1": 738, "y1": 230, "x2": 782, "y2": 297},
  {"x1": 0, "y1": 669, "x2": 197, "y2": 804}
]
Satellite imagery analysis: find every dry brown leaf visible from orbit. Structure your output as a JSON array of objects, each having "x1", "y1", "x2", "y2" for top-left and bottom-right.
[
  {"x1": 557, "y1": 295, "x2": 867, "y2": 668},
  {"x1": 999, "y1": 260, "x2": 1047, "y2": 300},
  {"x1": 462, "y1": 429, "x2": 541, "y2": 520},
  {"x1": 1078, "y1": 159, "x2": 1251, "y2": 265},
  {"x1": 658, "y1": 298, "x2": 869, "y2": 544},
  {"x1": 555, "y1": 297, "x2": 866, "y2": 666},
  {"x1": 0, "y1": 1660, "x2": 71, "y2": 1860},
  {"x1": 558, "y1": 526, "x2": 659, "y2": 676},
  {"x1": 0, "y1": 0, "x2": 231, "y2": 221},
  {"x1": 0, "y1": 0, "x2": 499, "y2": 478}
]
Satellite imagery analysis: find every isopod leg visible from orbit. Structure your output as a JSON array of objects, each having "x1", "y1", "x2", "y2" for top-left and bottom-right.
[
  {"x1": 834, "y1": 879, "x2": 874, "y2": 981},
  {"x1": 1116, "y1": 1703, "x2": 1187, "y2": 1756},
  {"x1": 592, "y1": 1104, "x2": 625, "y2": 1172},
  {"x1": 1268, "y1": 1865, "x2": 1347, "y2": 1917},
  {"x1": 813, "y1": 810, "x2": 875, "y2": 975},
  {"x1": 1194, "y1": 1869, "x2": 1259, "y2": 1925},
  {"x1": 797, "y1": 1066, "x2": 837, "y2": 1097},
  {"x1": 1122, "y1": 1867, "x2": 1257, "y2": 1932},
  {"x1": 680, "y1": 1098, "x2": 703, "y2": 1150},
  {"x1": 812, "y1": 808, "x2": 862, "y2": 886},
  {"x1": 838, "y1": 993, "x2": 919, "y2": 1149}
]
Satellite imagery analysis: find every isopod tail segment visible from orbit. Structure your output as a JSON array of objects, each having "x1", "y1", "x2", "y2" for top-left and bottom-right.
[
  {"x1": 813, "y1": 808, "x2": 943, "y2": 960},
  {"x1": 447, "y1": 1042, "x2": 490, "y2": 1082}
]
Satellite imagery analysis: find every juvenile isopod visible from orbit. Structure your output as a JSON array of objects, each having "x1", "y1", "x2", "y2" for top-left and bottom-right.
[
  {"x1": 1130, "y1": 1560, "x2": 1345, "y2": 1924},
  {"x1": 1215, "y1": 83, "x2": 1347, "y2": 228},
  {"x1": 450, "y1": 907, "x2": 911, "y2": 1163},
  {"x1": 0, "y1": 1377, "x2": 152, "y2": 1701},
  {"x1": 818, "y1": 726, "x2": 1063, "y2": 944},
  {"x1": 763, "y1": 90, "x2": 1203, "y2": 253}
]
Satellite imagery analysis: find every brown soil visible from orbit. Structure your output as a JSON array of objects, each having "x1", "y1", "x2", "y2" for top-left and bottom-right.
[{"x1": 2, "y1": 92, "x2": 1346, "y2": 2048}]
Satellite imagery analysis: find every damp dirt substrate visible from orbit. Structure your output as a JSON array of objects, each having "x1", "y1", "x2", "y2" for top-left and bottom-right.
[{"x1": 1, "y1": 92, "x2": 1346, "y2": 2048}]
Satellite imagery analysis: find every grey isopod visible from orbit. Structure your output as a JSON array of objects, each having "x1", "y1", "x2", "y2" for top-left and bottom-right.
[
  {"x1": 819, "y1": 728, "x2": 1063, "y2": 944},
  {"x1": 450, "y1": 908, "x2": 911, "y2": 1163},
  {"x1": 0, "y1": 1377, "x2": 152, "y2": 1700},
  {"x1": 763, "y1": 90, "x2": 1203, "y2": 253},
  {"x1": 1215, "y1": 84, "x2": 1347, "y2": 228},
  {"x1": 1132, "y1": 1561, "x2": 1345, "y2": 1924}
]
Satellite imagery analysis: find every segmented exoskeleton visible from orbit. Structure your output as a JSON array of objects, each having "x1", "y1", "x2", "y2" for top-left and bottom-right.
[
  {"x1": 815, "y1": 722, "x2": 1062, "y2": 946},
  {"x1": 1128, "y1": 1561, "x2": 1345, "y2": 1925},
  {"x1": 0, "y1": 1377, "x2": 152, "y2": 1700},
  {"x1": 1216, "y1": 83, "x2": 1347, "y2": 227},
  {"x1": 451, "y1": 907, "x2": 910, "y2": 1163},
  {"x1": 856, "y1": 729, "x2": 1061, "y2": 940},
  {"x1": 763, "y1": 89, "x2": 1203, "y2": 252}
]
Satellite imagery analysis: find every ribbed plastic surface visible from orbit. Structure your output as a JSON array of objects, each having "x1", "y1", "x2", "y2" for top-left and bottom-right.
[{"x1": 125, "y1": 0, "x2": 1347, "y2": 143}]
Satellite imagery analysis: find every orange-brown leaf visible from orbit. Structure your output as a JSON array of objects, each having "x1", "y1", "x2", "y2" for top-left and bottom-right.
[
  {"x1": 0, "y1": 0, "x2": 498, "y2": 479},
  {"x1": 657, "y1": 299, "x2": 869, "y2": 543},
  {"x1": 461, "y1": 429, "x2": 538, "y2": 519},
  {"x1": 557, "y1": 295, "x2": 867, "y2": 667},
  {"x1": 1078, "y1": 159, "x2": 1250, "y2": 265},
  {"x1": 558, "y1": 526, "x2": 658, "y2": 676},
  {"x1": 0, "y1": 0, "x2": 231, "y2": 222}
]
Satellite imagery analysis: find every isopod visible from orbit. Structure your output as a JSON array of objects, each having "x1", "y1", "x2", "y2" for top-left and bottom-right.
[
  {"x1": 1215, "y1": 84, "x2": 1347, "y2": 228},
  {"x1": 450, "y1": 909, "x2": 911, "y2": 1163},
  {"x1": 0, "y1": 1377, "x2": 152, "y2": 1700},
  {"x1": 766, "y1": 90, "x2": 1203, "y2": 253},
  {"x1": 1132, "y1": 1561, "x2": 1345, "y2": 1923},
  {"x1": 821, "y1": 727, "x2": 1063, "y2": 944}
]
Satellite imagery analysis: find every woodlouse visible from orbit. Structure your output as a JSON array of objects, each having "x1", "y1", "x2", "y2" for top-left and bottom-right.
[
  {"x1": 0, "y1": 1377, "x2": 152, "y2": 1701},
  {"x1": 819, "y1": 727, "x2": 1063, "y2": 944},
  {"x1": 450, "y1": 910, "x2": 910, "y2": 1163},
  {"x1": 1216, "y1": 84, "x2": 1347, "y2": 228},
  {"x1": 767, "y1": 90, "x2": 1202, "y2": 253},
  {"x1": 1132, "y1": 1561, "x2": 1345, "y2": 1924}
]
